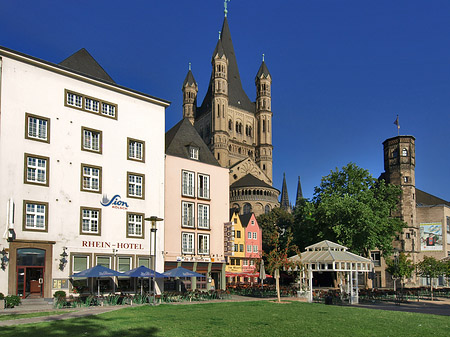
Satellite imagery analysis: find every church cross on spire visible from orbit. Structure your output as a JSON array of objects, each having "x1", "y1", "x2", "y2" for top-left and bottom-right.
[
  {"x1": 189, "y1": 62, "x2": 191, "y2": 71},
  {"x1": 224, "y1": 0, "x2": 230, "y2": 17}
]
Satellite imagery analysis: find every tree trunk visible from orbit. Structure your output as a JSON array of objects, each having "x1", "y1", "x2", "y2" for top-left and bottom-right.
[
  {"x1": 430, "y1": 278, "x2": 434, "y2": 301},
  {"x1": 275, "y1": 268, "x2": 281, "y2": 303}
]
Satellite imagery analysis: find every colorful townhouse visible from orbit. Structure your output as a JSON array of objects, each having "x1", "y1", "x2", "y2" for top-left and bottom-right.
[
  {"x1": 164, "y1": 118, "x2": 229, "y2": 291},
  {"x1": 226, "y1": 210, "x2": 245, "y2": 282},
  {"x1": 240, "y1": 213, "x2": 262, "y2": 283}
]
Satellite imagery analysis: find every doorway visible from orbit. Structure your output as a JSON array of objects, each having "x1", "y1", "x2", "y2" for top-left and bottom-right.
[{"x1": 16, "y1": 248, "x2": 45, "y2": 299}]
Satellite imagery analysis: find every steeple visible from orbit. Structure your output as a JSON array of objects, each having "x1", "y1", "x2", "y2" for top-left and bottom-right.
[
  {"x1": 182, "y1": 63, "x2": 198, "y2": 125},
  {"x1": 295, "y1": 176, "x2": 303, "y2": 207},
  {"x1": 280, "y1": 173, "x2": 290, "y2": 210}
]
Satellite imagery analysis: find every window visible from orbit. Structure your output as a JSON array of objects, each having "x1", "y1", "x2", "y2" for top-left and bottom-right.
[
  {"x1": 24, "y1": 154, "x2": 49, "y2": 186},
  {"x1": 371, "y1": 251, "x2": 381, "y2": 267},
  {"x1": 182, "y1": 170, "x2": 195, "y2": 197},
  {"x1": 253, "y1": 232, "x2": 257, "y2": 240},
  {"x1": 198, "y1": 204, "x2": 210, "y2": 229},
  {"x1": 82, "y1": 127, "x2": 102, "y2": 153},
  {"x1": 96, "y1": 256, "x2": 111, "y2": 268},
  {"x1": 402, "y1": 148, "x2": 408, "y2": 157},
  {"x1": 198, "y1": 234, "x2": 209, "y2": 254},
  {"x1": 128, "y1": 138, "x2": 145, "y2": 162},
  {"x1": 65, "y1": 90, "x2": 117, "y2": 119},
  {"x1": 118, "y1": 257, "x2": 132, "y2": 272},
  {"x1": 405, "y1": 232, "x2": 411, "y2": 239},
  {"x1": 198, "y1": 174, "x2": 210, "y2": 199},
  {"x1": 239, "y1": 244, "x2": 244, "y2": 252},
  {"x1": 73, "y1": 255, "x2": 89, "y2": 273},
  {"x1": 182, "y1": 202, "x2": 195, "y2": 228},
  {"x1": 243, "y1": 260, "x2": 248, "y2": 266},
  {"x1": 81, "y1": 164, "x2": 102, "y2": 193},
  {"x1": 127, "y1": 172, "x2": 144, "y2": 199},
  {"x1": 248, "y1": 232, "x2": 252, "y2": 239},
  {"x1": 247, "y1": 245, "x2": 252, "y2": 253},
  {"x1": 127, "y1": 212, "x2": 144, "y2": 238},
  {"x1": 243, "y1": 203, "x2": 252, "y2": 214},
  {"x1": 447, "y1": 217, "x2": 450, "y2": 233},
  {"x1": 189, "y1": 146, "x2": 199, "y2": 160},
  {"x1": 236, "y1": 230, "x2": 241, "y2": 238},
  {"x1": 253, "y1": 245, "x2": 258, "y2": 253},
  {"x1": 23, "y1": 201, "x2": 48, "y2": 231},
  {"x1": 265, "y1": 205, "x2": 271, "y2": 214},
  {"x1": 80, "y1": 207, "x2": 101, "y2": 235},
  {"x1": 182, "y1": 232, "x2": 194, "y2": 254},
  {"x1": 403, "y1": 176, "x2": 409, "y2": 183},
  {"x1": 137, "y1": 257, "x2": 150, "y2": 268},
  {"x1": 26, "y1": 113, "x2": 50, "y2": 143},
  {"x1": 250, "y1": 260, "x2": 254, "y2": 266},
  {"x1": 234, "y1": 244, "x2": 238, "y2": 252}
]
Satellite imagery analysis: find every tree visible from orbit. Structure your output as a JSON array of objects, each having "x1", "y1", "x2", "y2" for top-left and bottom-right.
[
  {"x1": 265, "y1": 228, "x2": 302, "y2": 302},
  {"x1": 385, "y1": 252, "x2": 414, "y2": 292},
  {"x1": 416, "y1": 256, "x2": 445, "y2": 300},
  {"x1": 257, "y1": 207, "x2": 294, "y2": 255},
  {"x1": 294, "y1": 163, "x2": 405, "y2": 257}
]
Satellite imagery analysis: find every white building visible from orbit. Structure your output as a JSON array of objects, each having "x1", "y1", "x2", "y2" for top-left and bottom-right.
[{"x1": 0, "y1": 47, "x2": 169, "y2": 299}]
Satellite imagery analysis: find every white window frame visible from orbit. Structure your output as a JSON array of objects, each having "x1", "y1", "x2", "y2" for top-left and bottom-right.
[
  {"x1": 128, "y1": 172, "x2": 144, "y2": 199},
  {"x1": 248, "y1": 232, "x2": 252, "y2": 239},
  {"x1": 82, "y1": 128, "x2": 101, "y2": 153},
  {"x1": 81, "y1": 165, "x2": 101, "y2": 192},
  {"x1": 128, "y1": 138, "x2": 144, "y2": 162},
  {"x1": 182, "y1": 170, "x2": 195, "y2": 197},
  {"x1": 96, "y1": 256, "x2": 111, "y2": 268},
  {"x1": 101, "y1": 102, "x2": 116, "y2": 117},
  {"x1": 243, "y1": 260, "x2": 248, "y2": 266},
  {"x1": 25, "y1": 154, "x2": 49, "y2": 186},
  {"x1": 189, "y1": 146, "x2": 199, "y2": 160},
  {"x1": 182, "y1": 202, "x2": 195, "y2": 228},
  {"x1": 85, "y1": 97, "x2": 100, "y2": 113},
  {"x1": 198, "y1": 204, "x2": 210, "y2": 229},
  {"x1": 198, "y1": 174, "x2": 210, "y2": 199},
  {"x1": 73, "y1": 255, "x2": 89, "y2": 273},
  {"x1": 67, "y1": 92, "x2": 82, "y2": 108},
  {"x1": 81, "y1": 208, "x2": 100, "y2": 234},
  {"x1": 247, "y1": 245, "x2": 252, "y2": 253},
  {"x1": 117, "y1": 256, "x2": 132, "y2": 272},
  {"x1": 127, "y1": 213, "x2": 143, "y2": 237},
  {"x1": 24, "y1": 201, "x2": 47, "y2": 231},
  {"x1": 198, "y1": 234, "x2": 210, "y2": 255},
  {"x1": 253, "y1": 232, "x2": 257, "y2": 240},
  {"x1": 253, "y1": 245, "x2": 258, "y2": 253},
  {"x1": 182, "y1": 232, "x2": 195, "y2": 254},
  {"x1": 26, "y1": 114, "x2": 49, "y2": 142}
]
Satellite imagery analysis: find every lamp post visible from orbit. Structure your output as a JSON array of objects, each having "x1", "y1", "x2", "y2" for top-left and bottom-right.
[
  {"x1": 145, "y1": 216, "x2": 163, "y2": 305},
  {"x1": 392, "y1": 249, "x2": 399, "y2": 300}
]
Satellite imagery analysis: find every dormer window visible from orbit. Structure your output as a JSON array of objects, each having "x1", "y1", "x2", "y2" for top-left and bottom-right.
[{"x1": 189, "y1": 146, "x2": 199, "y2": 160}]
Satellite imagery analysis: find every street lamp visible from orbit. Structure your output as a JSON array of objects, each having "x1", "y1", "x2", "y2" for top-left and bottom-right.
[
  {"x1": 392, "y1": 248, "x2": 399, "y2": 300},
  {"x1": 145, "y1": 216, "x2": 163, "y2": 305}
]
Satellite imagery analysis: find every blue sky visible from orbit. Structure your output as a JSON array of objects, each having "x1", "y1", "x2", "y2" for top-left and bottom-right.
[{"x1": 2, "y1": 0, "x2": 449, "y2": 201}]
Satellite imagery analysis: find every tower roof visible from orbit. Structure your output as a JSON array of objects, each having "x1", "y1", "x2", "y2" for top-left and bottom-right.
[
  {"x1": 198, "y1": 17, "x2": 254, "y2": 117},
  {"x1": 295, "y1": 176, "x2": 303, "y2": 206},
  {"x1": 212, "y1": 37, "x2": 225, "y2": 59},
  {"x1": 59, "y1": 48, "x2": 115, "y2": 83},
  {"x1": 256, "y1": 60, "x2": 271, "y2": 79},
  {"x1": 280, "y1": 173, "x2": 290, "y2": 209},
  {"x1": 183, "y1": 69, "x2": 197, "y2": 87},
  {"x1": 165, "y1": 118, "x2": 220, "y2": 166}
]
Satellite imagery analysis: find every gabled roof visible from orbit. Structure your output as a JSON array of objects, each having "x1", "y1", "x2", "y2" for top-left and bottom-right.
[
  {"x1": 416, "y1": 188, "x2": 450, "y2": 207},
  {"x1": 239, "y1": 213, "x2": 253, "y2": 228},
  {"x1": 198, "y1": 17, "x2": 255, "y2": 118},
  {"x1": 59, "y1": 48, "x2": 115, "y2": 83},
  {"x1": 230, "y1": 173, "x2": 278, "y2": 191},
  {"x1": 165, "y1": 118, "x2": 220, "y2": 166}
]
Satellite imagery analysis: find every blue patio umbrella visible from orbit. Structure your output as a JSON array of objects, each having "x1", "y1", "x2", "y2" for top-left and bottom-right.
[
  {"x1": 71, "y1": 265, "x2": 123, "y2": 296},
  {"x1": 123, "y1": 266, "x2": 168, "y2": 295},
  {"x1": 162, "y1": 267, "x2": 205, "y2": 278}
]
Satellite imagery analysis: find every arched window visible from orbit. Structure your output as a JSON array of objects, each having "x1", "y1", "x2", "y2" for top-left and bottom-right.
[
  {"x1": 236, "y1": 122, "x2": 239, "y2": 133},
  {"x1": 265, "y1": 205, "x2": 271, "y2": 214},
  {"x1": 243, "y1": 203, "x2": 252, "y2": 214},
  {"x1": 402, "y1": 148, "x2": 408, "y2": 157}
]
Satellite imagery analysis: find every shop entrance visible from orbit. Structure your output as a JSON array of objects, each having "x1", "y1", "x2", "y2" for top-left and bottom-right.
[{"x1": 16, "y1": 248, "x2": 45, "y2": 299}]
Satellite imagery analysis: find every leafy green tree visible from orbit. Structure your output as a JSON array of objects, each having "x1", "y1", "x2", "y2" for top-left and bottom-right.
[
  {"x1": 257, "y1": 207, "x2": 294, "y2": 255},
  {"x1": 416, "y1": 256, "x2": 445, "y2": 300},
  {"x1": 385, "y1": 252, "x2": 414, "y2": 291},
  {"x1": 294, "y1": 163, "x2": 405, "y2": 257}
]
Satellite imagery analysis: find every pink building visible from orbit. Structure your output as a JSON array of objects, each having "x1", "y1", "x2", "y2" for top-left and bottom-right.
[
  {"x1": 164, "y1": 118, "x2": 229, "y2": 290},
  {"x1": 240, "y1": 213, "x2": 262, "y2": 278}
]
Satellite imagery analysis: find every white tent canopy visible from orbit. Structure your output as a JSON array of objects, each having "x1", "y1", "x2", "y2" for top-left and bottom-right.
[{"x1": 289, "y1": 240, "x2": 373, "y2": 304}]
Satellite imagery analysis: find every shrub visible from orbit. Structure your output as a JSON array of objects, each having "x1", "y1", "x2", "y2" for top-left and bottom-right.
[
  {"x1": 5, "y1": 295, "x2": 21, "y2": 308},
  {"x1": 53, "y1": 291, "x2": 67, "y2": 299},
  {"x1": 0, "y1": 292, "x2": 5, "y2": 300}
]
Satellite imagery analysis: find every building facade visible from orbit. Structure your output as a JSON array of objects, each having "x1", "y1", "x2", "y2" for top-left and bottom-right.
[
  {"x1": 241, "y1": 213, "x2": 262, "y2": 279},
  {"x1": 0, "y1": 47, "x2": 168, "y2": 299},
  {"x1": 164, "y1": 118, "x2": 229, "y2": 290},
  {"x1": 372, "y1": 135, "x2": 450, "y2": 288},
  {"x1": 181, "y1": 15, "x2": 280, "y2": 216}
]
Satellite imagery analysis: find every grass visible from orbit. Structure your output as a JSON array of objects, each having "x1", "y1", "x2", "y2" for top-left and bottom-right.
[
  {"x1": 0, "y1": 310, "x2": 75, "y2": 321},
  {"x1": 1, "y1": 301, "x2": 449, "y2": 336}
]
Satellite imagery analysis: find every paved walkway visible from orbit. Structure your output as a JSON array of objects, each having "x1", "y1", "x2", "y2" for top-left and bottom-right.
[{"x1": 1, "y1": 295, "x2": 449, "y2": 327}]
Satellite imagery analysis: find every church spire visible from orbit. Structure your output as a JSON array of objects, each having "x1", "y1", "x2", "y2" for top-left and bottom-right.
[
  {"x1": 280, "y1": 173, "x2": 290, "y2": 210},
  {"x1": 295, "y1": 176, "x2": 303, "y2": 207},
  {"x1": 224, "y1": 0, "x2": 230, "y2": 17}
]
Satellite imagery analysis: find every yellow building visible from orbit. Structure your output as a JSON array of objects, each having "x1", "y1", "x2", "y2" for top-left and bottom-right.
[{"x1": 226, "y1": 210, "x2": 246, "y2": 282}]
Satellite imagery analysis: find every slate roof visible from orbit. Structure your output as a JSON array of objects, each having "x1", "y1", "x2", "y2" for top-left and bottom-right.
[
  {"x1": 197, "y1": 17, "x2": 255, "y2": 118},
  {"x1": 295, "y1": 176, "x2": 304, "y2": 205},
  {"x1": 280, "y1": 173, "x2": 290, "y2": 209},
  {"x1": 165, "y1": 118, "x2": 220, "y2": 166},
  {"x1": 59, "y1": 48, "x2": 115, "y2": 83},
  {"x1": 230, "y1": 173, "x2": 279, "y2": 191},
  {"x1": 256, "y1": 61, "x2": 271, "y2": 79},
  {"x1": 239, "y1": 213, "x2": 253, "y2": 228},
  {"x1": 183, "y1": 69, "x2": 197, "y2": 87},
  {"x1": 416, "y1": 188, "x2": 450, "y2": 207}
]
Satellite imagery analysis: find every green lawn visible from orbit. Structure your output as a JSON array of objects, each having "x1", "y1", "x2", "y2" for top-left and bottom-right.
[
  {"x1": 1, "y1": 301, "x2": 449, "y2": 336},
  {"x1": 0, "y1": 310, "x2": 74, "y2": 321}
]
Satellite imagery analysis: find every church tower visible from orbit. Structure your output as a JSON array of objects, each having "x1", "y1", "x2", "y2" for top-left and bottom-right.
[
  {"x1": 182, "y1": 64, "x2": 198, "y2": 125},
  {"x1": 381, "y1": 135, "x2": 417, "y2": 253},
  {"x1": 255, "y1": 56, "x2": 273, "y2": 182}
]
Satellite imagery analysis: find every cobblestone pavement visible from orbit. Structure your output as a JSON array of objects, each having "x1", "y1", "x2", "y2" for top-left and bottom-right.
[{"x1": 1, "y1": 295, "x2": 449, "y2": 327}]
